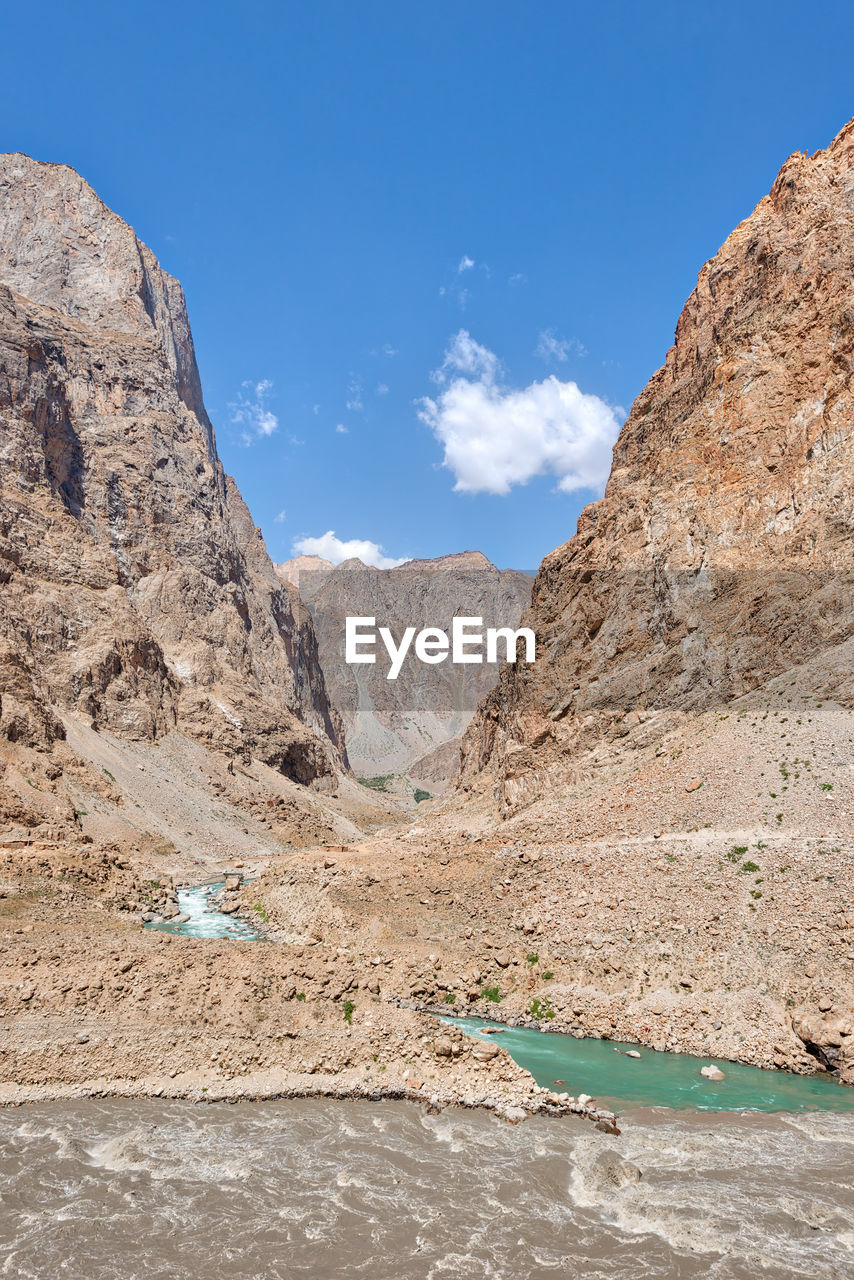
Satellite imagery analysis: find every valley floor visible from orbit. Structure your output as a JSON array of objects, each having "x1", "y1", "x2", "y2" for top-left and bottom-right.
[{"x1": 1, "y1": 677, "x2": 852, "y2": 1117}]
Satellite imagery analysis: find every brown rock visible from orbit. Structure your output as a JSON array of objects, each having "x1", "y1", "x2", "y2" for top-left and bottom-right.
[
  {"x1": 0, "y1": 153, "x2": 345, "y2": 797},
  {"x1": 462, "y1": 118, "x2": 854, "y2": 813}
]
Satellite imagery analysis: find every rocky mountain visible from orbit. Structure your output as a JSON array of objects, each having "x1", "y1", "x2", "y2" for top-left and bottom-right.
[
  {"x1": 2, "y1": 126, "x2": 854, "y2": 1119},
  {"x1": 276, "y1": 551, "x2": 532, "y2": 789},
  {"x1": 463, "y1": 118, "x2": 854, "y2": 813},
  {"x1": 0, "y1": 153, "x2": 347, "y2": 850}
]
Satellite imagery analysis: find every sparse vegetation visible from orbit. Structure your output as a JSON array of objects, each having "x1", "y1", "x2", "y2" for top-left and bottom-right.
[
  {"x1": 358, "y1": 774, "x2": 394, "y2": 792},
  {"x1": 529, "y1": 996, "x2": 556, "y2": 1020},
  {"x1": 413, "y1": 789, "x2": 431, "y2": 803},
  {"x1": 343, "y1": 1000, "x2": 354, "y2": 1024},
  {"x1": 480, "y1": 985, "x2": 502, "y2": 1003}
]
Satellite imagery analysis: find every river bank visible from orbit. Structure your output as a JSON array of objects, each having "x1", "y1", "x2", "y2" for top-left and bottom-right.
[{"x1": 2, "y1": 691, "x2": 852, "y2": 1125}]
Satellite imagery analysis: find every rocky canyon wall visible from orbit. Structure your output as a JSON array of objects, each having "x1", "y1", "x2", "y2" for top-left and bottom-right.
[
  {"x1": 463, "y1": 119, "x2": 854, "y2": 813},
  {"x1": 0, "y1": 153, "x2": 345, "y2": 803}
]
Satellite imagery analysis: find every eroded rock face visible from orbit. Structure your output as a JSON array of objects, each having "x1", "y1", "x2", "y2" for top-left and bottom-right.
[
  {"x1": 463, "y1": 119, "x2": 854, "y2": 811},
  {"x1": 0, "y1": 153, "x2": 344, "y2": 787}
]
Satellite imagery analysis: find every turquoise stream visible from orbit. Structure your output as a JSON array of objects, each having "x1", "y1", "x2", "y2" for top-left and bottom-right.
[
  {"x1": 145, "y1": 889, "x2": 854, "y2": 1116},
  {"x1": 444, "y1": 1016, "x2": 854, "y2": 1114},
  {"x1": 144, "y1": 882, "x2": 261, "y2": 941}
]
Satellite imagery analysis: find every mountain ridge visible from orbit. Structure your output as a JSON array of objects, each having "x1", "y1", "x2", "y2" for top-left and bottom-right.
[
  {"x1": 0, "y1": 152, "x2": 348, "y2": 854},
  {"x1": 462, "y1": 115, "x2": 854, "y2": 813}
]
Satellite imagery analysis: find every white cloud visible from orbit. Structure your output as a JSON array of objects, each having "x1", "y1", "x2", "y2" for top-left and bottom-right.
[
  {"x1": 376, "y1": 382, "x2": 389, "y2": 396},
  {"x1": 432, "y1": 329, "x2": 500, "y2": 384},
  {"x1": 335, "y1": 423, "x2": 348, "y2": 434},
  {"x1": 292, "y1": 531, "x2": 407, "y2": 569},
  {"x1": 440, "y1": 257, "x2": 483, "y2": 308},
  {"x1": 535, "y1": 329, "x2": 587, "y2": 363},
  {"x1": 346, "y1": 378, "x2": 363, "y2": 412},
  {"x1": 508, "y1": 272, "x2": 527, "y2": 287},
  {"x1": 229, "y1": 379, "x2": 279, "y2": 445},
  {"x1": 382, "y1": 343, "x2": 398, "y2": 357},
  {"x1": 274, "y1": 509, "x2": 287, "y2": 523},
  {"x1": 418, "y1": 330, "x2": 622, "y2": 496}
]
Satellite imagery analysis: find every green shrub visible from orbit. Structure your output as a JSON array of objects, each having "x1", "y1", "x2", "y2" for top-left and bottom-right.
[
  {"x1": 480, "y1": 985, "x2": 502, "y2": 1003},
  {"x1": 343, "y1": 1000, "x2": 354, "y2": 1025},
  {"x1": 358, "y1": 775, "x2": 393, "y2": 792},
  {"x1": 529, "y1": 996, "x2": 555, "y2": 1020},
  {"x1": 413, "y1": 789, "x2": 432, "y2": 803}
]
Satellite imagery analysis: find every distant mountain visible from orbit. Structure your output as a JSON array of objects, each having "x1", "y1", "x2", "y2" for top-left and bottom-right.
[{"x1": 276, "y1": 552, "x2": 533, "y2": 790}]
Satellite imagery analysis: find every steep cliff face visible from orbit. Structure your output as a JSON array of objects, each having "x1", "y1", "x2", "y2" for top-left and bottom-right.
[
  {"x1": 276, "y1": 552, "x2": 532, "y2": 787},
  {"x1": 463, "y1": 119, "x2": 854, "y2": 811},
  {"x1": 0, "y1": 153, "x2": 345, "y2": 792}
]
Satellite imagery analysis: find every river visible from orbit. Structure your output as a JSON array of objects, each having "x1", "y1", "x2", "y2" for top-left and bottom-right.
[
  {"x1": 0, "y1": 1097, "x2": 852, "y2": 1278},
  {"x1": 74, "y1": 890, "x2": 852, "y2": 1277}
]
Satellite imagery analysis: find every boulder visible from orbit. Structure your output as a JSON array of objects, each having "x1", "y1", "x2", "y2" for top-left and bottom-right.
[{"x1": 472, "y1": 1040, "x2": 500, "y2": 1061}]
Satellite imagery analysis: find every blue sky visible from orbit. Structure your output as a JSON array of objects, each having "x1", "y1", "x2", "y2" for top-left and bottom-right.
[{"x1": 2, "y1": 1, "x2": 853, "y2": 570}]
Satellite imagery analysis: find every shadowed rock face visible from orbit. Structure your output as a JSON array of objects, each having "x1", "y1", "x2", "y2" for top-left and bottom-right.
[
  {"x1": 0, "y1": 153, "x2": 345, "y2": 787},
  {"x1": 463, "y1": 119, "x2": 854, "y2": 812}
]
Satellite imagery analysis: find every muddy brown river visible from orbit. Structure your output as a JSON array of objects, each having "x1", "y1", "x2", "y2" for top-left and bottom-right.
[{"x1": 0, "y1": 1097, "x2": 852, "y2": 1278}]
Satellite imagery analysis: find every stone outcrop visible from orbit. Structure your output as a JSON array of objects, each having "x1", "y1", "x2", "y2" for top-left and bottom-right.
[
  {"x1": 276, "y1": 552, "x2": 532, "y2": 788},
  {"x1": 463, "y1": 118, "x2": 854, "y2": 811},
  {"x1": 0, "y1": 153, "x2": 345, "y2": 801}
]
